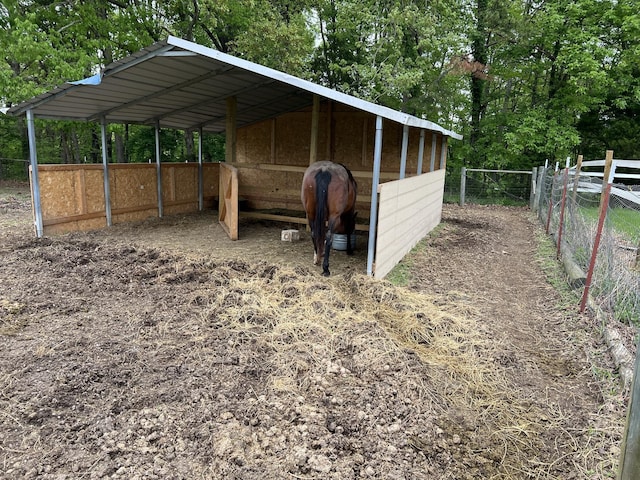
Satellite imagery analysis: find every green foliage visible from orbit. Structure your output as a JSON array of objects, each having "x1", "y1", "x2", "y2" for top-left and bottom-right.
[
  {"x1": 232, "y1": 2, "x2": 314, "y2": 76},
  {"x1": 0, "y1": 0, "x2": 638, "y2": 170}
]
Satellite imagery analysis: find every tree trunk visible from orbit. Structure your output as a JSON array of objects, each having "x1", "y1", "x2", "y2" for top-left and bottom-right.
[
  {"x1": 115, "y1": 132, "x2": 126, "y2": 163},
  {"x1": 470, "y1": 0, "x2": 488, "y2": 166},
  {"x1": 91, "y1": 127, "x2": 100, "y2": 163},
  {"x1": 185, "y1": 129, "x2": 195, "y2": 162}
]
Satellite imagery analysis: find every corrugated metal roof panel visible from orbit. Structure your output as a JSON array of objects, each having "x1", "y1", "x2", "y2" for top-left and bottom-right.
[{"x1": 7, "y1": 37, "x2": 462, "y2": 140}]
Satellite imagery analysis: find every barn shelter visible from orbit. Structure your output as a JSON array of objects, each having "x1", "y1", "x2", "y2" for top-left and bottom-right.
[{"x1": 8, "y1": 36, "x2": 461, "y2": 278}]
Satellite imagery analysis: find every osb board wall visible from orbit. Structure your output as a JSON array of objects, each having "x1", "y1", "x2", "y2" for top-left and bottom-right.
[
  {"x1": 110, "y1": 164, "x2": 158, "y2": 224},
  {"x1": 236, "y1": 102, "x2": 448, "y2": 173},
  {"x1": 234, "y1": 101, "x2": 449, "y2": 214},
  {"x1": 237, "y1": 120, "x2": 272, "y2": 164},
  {"x1": 374, "y1": 169, "x2": 446, "y2": 278},
  {"x1": 35, "y1": 165, "x2": 107, "y2": 234},
  {"x1": 36, "y1": 163, "x2": 219, "y2": 235}
]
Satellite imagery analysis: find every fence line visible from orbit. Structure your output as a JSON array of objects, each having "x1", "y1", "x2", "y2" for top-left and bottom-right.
[
  {"x1": 0, "y1": 158, "x2": 29, "y2": 182},
  {"x1": 533, "y1": 152, "x2": 640, "y2": 327},
  {"x1": 533, "y1": 151, "x2": 640, "y2": 480},
  {"x1": 458, "y1": 167, "x2": 535, "y2": 206}
]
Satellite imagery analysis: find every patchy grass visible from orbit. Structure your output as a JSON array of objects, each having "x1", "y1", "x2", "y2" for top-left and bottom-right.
[{"x1": 386, "y1": 224, "x2": 443, "y2": 287}]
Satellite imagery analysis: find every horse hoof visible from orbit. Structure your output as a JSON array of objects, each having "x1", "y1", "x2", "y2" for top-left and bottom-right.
[{"x1": 322, "y1": 270, "x2": 330, "y2": 277}]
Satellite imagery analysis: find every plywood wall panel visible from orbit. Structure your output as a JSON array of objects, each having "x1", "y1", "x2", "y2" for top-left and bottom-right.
[
  {"x1": 237, "y1": 121, "x2": 272, "y2": 164},
  {"x1": 111, "y1": 165, "x2": 157, "y2": 210},
  {"x1": 36, "y1": 163, "x2": 220, "y2": 235}
]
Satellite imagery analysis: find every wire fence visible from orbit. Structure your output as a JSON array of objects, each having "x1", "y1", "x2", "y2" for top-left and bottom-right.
[
  {"x1": 447, "y1": 167, "x2": 534, "y2": 206},
  {"x1": 535, "y1": 157, "x2": 640, "y2": 327},
  {"x1": 0, "y1": 158, "x2": 29, "y2": 182}
]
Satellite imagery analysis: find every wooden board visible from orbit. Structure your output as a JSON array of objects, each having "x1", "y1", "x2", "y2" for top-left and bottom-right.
[
  {"x1": 36, "y1": 163, "x2": 220, "y2": 235},
  {"x1": 219, "y1": 163, "x2": 238, "y2": 240}
]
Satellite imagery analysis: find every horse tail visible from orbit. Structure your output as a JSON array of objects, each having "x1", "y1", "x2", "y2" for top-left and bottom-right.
[{"x1": 314, "y1": 169, "x2": 331, "y2": 240}]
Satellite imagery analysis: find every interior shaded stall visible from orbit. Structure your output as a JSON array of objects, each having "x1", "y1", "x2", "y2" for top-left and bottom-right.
[{"x1": 9, "y1": 36, "x2": 461, "y2": 277}]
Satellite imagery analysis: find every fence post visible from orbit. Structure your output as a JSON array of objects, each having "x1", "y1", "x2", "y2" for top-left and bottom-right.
[
  {"x1": 534, "y1": 164, "x2": 545, "y2": 214},
  {"x1": 580, "y1": 150, "x2": 615, "y2": 313},
  {"x1": 619, "y1": 337, "x2": 640, "y2": 480},
  {"x1": 556, "y1": 158, "x2": 570, "y2": 259},
  {"x1": 530, "y1": 167, "x2": 537, "y2": 210},
  {"x1": 571, "y1": 154, "x2": 583, "y2": 205},
  {"x1": 460, "y1": 167, "x2": 466, "y2": 206},
  {"x1": 545, "y1": 163, "x2": 559, "y2": 234}
]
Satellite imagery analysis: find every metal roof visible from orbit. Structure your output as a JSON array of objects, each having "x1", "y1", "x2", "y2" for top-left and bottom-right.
[{"x1": 8, "y1": 36, "x2": 462, "y2": 140}]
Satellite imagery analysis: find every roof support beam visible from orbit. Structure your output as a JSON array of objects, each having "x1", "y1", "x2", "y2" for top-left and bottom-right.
[
  {"x1": 195, "y1": 90, "x2": 306, "y2": 131},
  {"x1": 26, "y1": 109, "x2": 43, "y2": 237},
  {"x1": 367, "y1": 115, "x2": 383, "y2": 276},
  {"x1": 309, "y1": 95, "x2": 320, "y2": 165},
  {"x1": 225, "y1": 96, "x2": 237, "y2": 163},
  {"x1": 103, "y1": 44, "x2": 174, "y2": 77},
  {"x1": 147, "y1": 78, "x2": 276, "y2": 126},
  {"x1": 100, "y1": 117, "x2": 113, "y2": 226},
  {"x1": 89, "y1": 67, "x2": 235, "y2": 122}
]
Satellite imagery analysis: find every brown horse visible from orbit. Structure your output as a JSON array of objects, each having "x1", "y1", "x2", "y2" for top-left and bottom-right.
[{"x1": 301, "y1": 161, "x2": 357, "y2": 276}]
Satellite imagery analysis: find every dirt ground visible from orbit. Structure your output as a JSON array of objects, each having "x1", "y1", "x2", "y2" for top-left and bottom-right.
[{"x1": 0, "y1": 181, "x2": 628, "y2": 479}]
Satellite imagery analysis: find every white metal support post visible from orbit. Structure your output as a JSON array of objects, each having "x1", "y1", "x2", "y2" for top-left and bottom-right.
[
  {"x1": 417, "y1": 129, "x2": 425, "y2": 175},
  {"x1": 399, "y1": 124, "x2": 409, "y2": 179},
  {"x1": 367, "y1": 116, "x2": 383, "y2": 276},
  {"x1": 155, "y1": 121, "x2": 163, "y2": 218},
  {"x1": 198, "y1": 126, "x2": 203, "y2": 211},
  {"x1": 26, "y1": 109, "x2": 43, "y2": 238},
  {"x1": 100, "y1": 117, "x2": 112, "y2": 226}
]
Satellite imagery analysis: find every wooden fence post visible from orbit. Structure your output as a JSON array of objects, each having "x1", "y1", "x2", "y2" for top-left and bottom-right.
[
  {"x1": 460, "y1": 167, "x2": 466, "y2": 206},
  {"x1": 580, "y1": 150, "x2": 615, "y2": 313},
  {"x1": 619, "y1": 340, "x2": 640, "y2": 480}
]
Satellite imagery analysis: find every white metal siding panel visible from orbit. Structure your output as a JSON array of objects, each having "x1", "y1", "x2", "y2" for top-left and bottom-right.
[{"x1": 374, "y1": 169, "x2": 445, "y2": 278}]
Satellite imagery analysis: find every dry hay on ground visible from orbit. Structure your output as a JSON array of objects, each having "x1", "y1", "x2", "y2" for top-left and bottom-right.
[
  {"x1": 0, "y1": 235, "x2": 565, "y2": 479},
  {"x1": 0, "y1": 191, "x2": 626, "y2": 479}
]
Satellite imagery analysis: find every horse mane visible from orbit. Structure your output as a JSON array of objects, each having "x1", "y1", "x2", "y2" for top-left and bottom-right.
[{"x1": 313, "y1": 169, "x2": 332, "y2": 243}]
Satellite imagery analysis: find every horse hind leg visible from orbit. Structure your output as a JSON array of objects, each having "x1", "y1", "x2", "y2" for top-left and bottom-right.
[
  {"x1": 322, "y1": 225, "x2": 334, "y2": 276},
  {"x1": 309, "y1": 231, "x2": 319, "y2": 265},
  {"x1": 346, "y1": 232, "x2": 354, "y2": 256}
]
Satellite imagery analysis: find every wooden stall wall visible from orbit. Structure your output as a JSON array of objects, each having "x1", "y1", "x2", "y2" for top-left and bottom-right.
[
  {"x1": 374, "y1": 169, "x2": 446, "y2": 278},
  {"x1": 233, "y1": 101, "x2": 448, "y2": 219},
  {"x1": 35, "y1": 164, "x2": 107, "y2": 234},
  {"x1": 34, "y1": 163, "x2": 219, "y2": 235}
]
